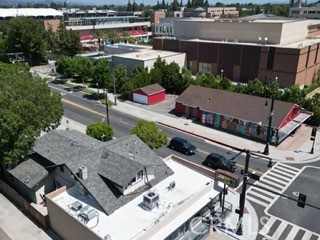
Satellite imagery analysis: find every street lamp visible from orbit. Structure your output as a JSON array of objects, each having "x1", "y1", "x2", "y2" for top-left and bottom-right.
[
  {"x1": 263, "y1": 76, "x2": 277, "y2": 155},
  {"x1": 220, "y1": 69, "x2": 224, "y2": 79},
  {"x1": 112, "y1": 61, "x2": 117, "y2": 105}
]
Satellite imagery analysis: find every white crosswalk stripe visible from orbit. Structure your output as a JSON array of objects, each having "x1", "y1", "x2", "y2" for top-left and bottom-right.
[
  {"x1": 259, "y1": 216, "x2": 320, "y2": 240},
  {"x1": 245, "y1": 163, "x2": 301, "y2": 208}
]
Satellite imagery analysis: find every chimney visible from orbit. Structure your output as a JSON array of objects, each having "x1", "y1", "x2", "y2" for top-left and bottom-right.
[{"x1": 78, "y1": 166, "x2": 88, "y2": 180}]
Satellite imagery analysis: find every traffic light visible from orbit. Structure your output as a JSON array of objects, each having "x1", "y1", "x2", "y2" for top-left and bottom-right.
[{"x1": 297, "y1": 193, "x2": 307, "y2": 208}]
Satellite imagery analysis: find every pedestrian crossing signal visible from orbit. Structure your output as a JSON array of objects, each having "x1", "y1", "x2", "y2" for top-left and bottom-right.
[
  {"x1": 310, "y1": 127, "x2": 317, "y2": 141},
  {"x1": 297, "y1": 193, "x2": 307, "y2": 208}
]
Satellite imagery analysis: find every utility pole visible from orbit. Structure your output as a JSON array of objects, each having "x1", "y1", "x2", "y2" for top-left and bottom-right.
[
  {"x1": 112, "y1": 61, "x2": 117, "y2": 105},
  {"x1": 236, "y1": 149, "x2": 250, "y2": 236},
  {"x1": 264, "y1": 78, "x2": 276, "y2": 155}
]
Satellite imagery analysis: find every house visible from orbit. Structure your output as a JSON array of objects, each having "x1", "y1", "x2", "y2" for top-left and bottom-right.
[
  {"x1": 6, "y1": 130, "x2": 224, "y2": 240},
  {"x1": 131, "y1": 83, "x2": 166, "y2": 105},
  {"x1": 175, "y1": 85, "x2": 312, "y2": 145}
]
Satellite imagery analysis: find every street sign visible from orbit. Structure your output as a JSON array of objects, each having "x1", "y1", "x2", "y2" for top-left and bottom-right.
[
  {"x1": 214, "y1": 169, "x2": 240, "y2": 188},
  {"x1": 240, "y1": 169, "x2": 260, "y2": 181}
]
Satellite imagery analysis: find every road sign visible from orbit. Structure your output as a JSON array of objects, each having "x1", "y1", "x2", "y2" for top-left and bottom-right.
[{"x1": 214, "y1": 169, "x2": 240, "y2": 188}]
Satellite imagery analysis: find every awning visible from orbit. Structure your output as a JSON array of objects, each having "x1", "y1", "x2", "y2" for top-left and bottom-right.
[{"x1": 278, "y1": 112, "x2": 312, "y2": 142}]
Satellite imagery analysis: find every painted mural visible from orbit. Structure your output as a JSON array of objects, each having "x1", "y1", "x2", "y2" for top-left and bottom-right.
[{"x1": 202, "y1": 111, "x2": 277, "y2": 143}]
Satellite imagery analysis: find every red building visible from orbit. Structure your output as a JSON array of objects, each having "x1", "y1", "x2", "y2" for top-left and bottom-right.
[
  {"x1": 132, "y1": 83, "x2": 165, "y2": 105},
  {"x1": 176, "y1": 85, "x2": 312, "y2": 145}
]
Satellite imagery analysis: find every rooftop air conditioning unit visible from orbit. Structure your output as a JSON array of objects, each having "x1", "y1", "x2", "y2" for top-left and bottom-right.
[{"x1": 143, "y1": 191, "x2": 159, "y2": 210}]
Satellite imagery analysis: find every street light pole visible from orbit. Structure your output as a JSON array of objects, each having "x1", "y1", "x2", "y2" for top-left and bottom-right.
[
  {"x1": 221, "y1": 69, "x2": 224, "y2": 79},
  {"x1": 263, "y1": 90, "x2": 275, "y2": 155},
  {"x1": 236, "y1": 149, "x2": 250, "y2": 236},
  {"x1": 112, "y1": 61, "x2": 117, "y2": 105}
]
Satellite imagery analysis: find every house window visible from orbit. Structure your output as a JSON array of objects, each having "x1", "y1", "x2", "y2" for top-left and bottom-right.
[
  {"x1": 60, "y1": 165, "x2": 64, "y2": 172},
  {"x1": 198, "y1": 62, "x2": 211, "y2": 73}
]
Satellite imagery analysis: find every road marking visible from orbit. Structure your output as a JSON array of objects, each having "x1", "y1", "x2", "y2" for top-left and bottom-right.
[
  {"x1": 271, "y1": 221, "x2": 287, "y2": 240},
  {"x1": 271, "y1": 168, "x2": 295, "y2": 178},
  {"x1": 286, "y1": 226, "x2": 300, "y2": 240},
  {"x1": 246, "y1": 195, "x2": 269, "y2": 208},
  {"x1": 250, "y1": 187, "x2": 277, "y2": 198},
  {"x1": 62, "y1": 99, "x2": 106, "y2": 117}
]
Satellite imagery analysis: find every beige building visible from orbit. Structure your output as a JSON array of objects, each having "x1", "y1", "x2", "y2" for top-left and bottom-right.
[{"x1": 206, "y1": 7, "x2": 239, "y2": 18}]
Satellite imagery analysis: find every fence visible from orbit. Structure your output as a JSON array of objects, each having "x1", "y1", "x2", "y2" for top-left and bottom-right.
[{"x1": 0, "y1": 179, "x2": 50, "y2": 228}]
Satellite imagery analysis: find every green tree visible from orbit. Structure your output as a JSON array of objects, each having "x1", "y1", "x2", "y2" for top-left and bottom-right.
[
  {"x1": 92, "y1": 59, "x2": 112, "y2": 92},
  {"x1": 281, "y1": 85, "x2": 306, "y2": 104},
  {"x1": 0, "y1": 63, "x2": 63, "y2": 168},
  {"x1": 75, "y1": 57, "x2": 93, "y2": 85},
  {"x1": 107, "y1": 29, "x2": 119, "y2": 44},
  {"x1": 6, "y1": 17, "x2": 47, "y2": 66},
  {"x1": 218, "y1": 77, "x2": 233, "y2": 90},
  {"x1": 86, "y1": 122, "x2": 114, "y2": 141},
  {"x1": 244, "y1": 78, "x2": 265, "y2": 97},
  {"x1": 114, "y1": 64, "x2": 128, "y2": 93},
  {"x1": 56, "y1": 55, "x2": 76, "y2": 78},
  {"x1": 303, "y1": 93, "x2": 320, "y2": 126},
  {"x1": 56, "y1": 21, "x2": 82, "y2": 56},
  {"x1": 130, "y1": 120, "x2": 167, "y2": 149}
]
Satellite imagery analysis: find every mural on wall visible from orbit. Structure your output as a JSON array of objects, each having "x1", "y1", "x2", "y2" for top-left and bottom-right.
[{"x1": 202, "y1": 111, "x2": 270, "y2": 141}]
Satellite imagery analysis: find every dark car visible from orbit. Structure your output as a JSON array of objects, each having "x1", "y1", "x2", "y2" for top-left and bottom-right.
[
  {"x1": 168, "y1": 137, "x2": 197, "y2": 155},
  {"x1": 55, "y1": 76, "x2": 68, "y2": 84},
  {"x1": 203, "y1": 153, "x2": 237, "y2": 173}
]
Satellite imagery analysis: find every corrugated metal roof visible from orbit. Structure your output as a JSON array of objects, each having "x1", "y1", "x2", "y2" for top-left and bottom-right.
[{"x1": 0, "y1": 8, "x2": 63, "y2": 18}]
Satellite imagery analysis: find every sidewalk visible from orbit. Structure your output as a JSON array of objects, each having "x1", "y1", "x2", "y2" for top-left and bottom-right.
[{"x1": 110, "y1": 100, "x2": 319, "y2": 163}]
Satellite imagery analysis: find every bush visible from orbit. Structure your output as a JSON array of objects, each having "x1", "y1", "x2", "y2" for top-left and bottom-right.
[
  {"x1": 86, "y1": 122, "x2": 114, "y2": 141},
  {"x1": 130, "y1": 120, "x2": 167, "y2": 149}
]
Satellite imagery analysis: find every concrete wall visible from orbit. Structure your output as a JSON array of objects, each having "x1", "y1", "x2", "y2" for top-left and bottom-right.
[{"x1": 173, "y1": 19, "x2": 314, "y2": 45}]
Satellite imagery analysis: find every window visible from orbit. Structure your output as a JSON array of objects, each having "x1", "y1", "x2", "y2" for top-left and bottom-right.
[
  {"x1": 137, "y1": 170, "x2": 143, "y2": 181},
  {"x1": 60, "y1": 165, "x2": 64, "y2": 172},
  {"x1": 198, "y1": 62, "x2": 211, "y2": 73}
]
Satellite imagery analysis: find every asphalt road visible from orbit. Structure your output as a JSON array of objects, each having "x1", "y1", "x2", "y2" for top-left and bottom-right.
[{"x1": 49, "y1": 83, "x2": 270, "y2": 177}]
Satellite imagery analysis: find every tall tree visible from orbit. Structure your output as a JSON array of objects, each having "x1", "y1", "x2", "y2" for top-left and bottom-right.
[
  {"x1": 0, "y1": 63, "x2": 63, "y2": 168},
  {"x1": 75, "y1": 57, "x2": 93, "y2": 85},
  {"x1": 6, "y1": 17, "x2": 47, "y2": 66},
  {"x1": 56, "y1": 21, "x2": 82, "y2": 56},
  {"x1": 92, "y1": 59, "x2": 112, "y2": 91}
]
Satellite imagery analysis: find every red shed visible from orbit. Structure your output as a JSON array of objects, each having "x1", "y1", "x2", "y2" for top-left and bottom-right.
[{"x1": 132, "y1": 83, "x2": 165, "y2": 105}]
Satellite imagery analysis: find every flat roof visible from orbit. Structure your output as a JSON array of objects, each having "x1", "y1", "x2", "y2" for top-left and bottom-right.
[
  {"x1": 52, "y1": 158, "x2": 221, "y2": 240},
  {"x1": 114, "y1": 49, "x2": 185, "y2": 61},
  {"x1": 0, "y1": 8, "x2": 63, "y2": 18}
]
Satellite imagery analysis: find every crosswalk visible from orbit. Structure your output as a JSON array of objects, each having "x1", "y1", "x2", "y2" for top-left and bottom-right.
[
  {"x1": 260, "y1": 215, "x2": 320, "y2": 240},
  {"x1": 245, "y1": 163, "x2": 301, "y2": 208}
]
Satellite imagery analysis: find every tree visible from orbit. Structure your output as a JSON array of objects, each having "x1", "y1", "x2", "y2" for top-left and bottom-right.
[
  {"x1": 86, "y1": 122, "x2": 114, "y2": 141},
  {"x1": 114, "y1": 64, "x2": 128, "y2": 92},
  {"x1": 92, "y1": 59, "x2": 112, "y2": 92},
  {"x1": 107, "y1": 29, "x2": 119, "y2": 44},
  {"x1": 244, "y1": 78, "x2": 265, "y2": 97},
  {"x1": 130, "y1": 120, "x2": 167, "y2": 149},
  {"x1": 56, "y1": 55, "x2": 76, "y2": 78},
  {"x1": 218, "y1": 77, "x2": 233, "y2": 90},
  {"x1": 75, "y1": 57, "x2": 93, "y2": 85},
  {"x1": 281, "y1": 85, "x2": 306, "y2": 104},
  {"x1": 0, "y1": 63, "x2": 63, "y2": 168},
  {"x1": 6, "y1": 17, "x2": 48, "y2": 66},
  {"x1": 303, "y1": 93, "x2": 320, "y2": 126},
  {"x1": 56, "y1": 21, "x2": 82, "y2": 56}
]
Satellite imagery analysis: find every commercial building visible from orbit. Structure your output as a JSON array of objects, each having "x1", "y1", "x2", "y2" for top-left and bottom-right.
[
  {"x1": 175, "y1": 85, "x2": 312, "y2": 145},
  {"x1": 6, "y1": 130, "x2": 224, "y2": 240},
  {"x1": 153, "y1": 18, "x2": 320, "y2": 88}
]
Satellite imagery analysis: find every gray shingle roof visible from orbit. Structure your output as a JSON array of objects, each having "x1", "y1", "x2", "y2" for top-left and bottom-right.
[
  {"x1": 176, "y1": 85, "x2": 297, "y2": 128},
  {"x1": 32, "y1": 130, "x2": 173, "y2": 215},
  {"x1": 9, "y1": 157, "x2": 48, "y2": 189}
]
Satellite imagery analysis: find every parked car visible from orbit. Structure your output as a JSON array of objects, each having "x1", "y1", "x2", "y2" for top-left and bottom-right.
[
  {"x1": 168, "y1": 137, "x2": 197, "y2": 155},
  {"x1": 55, "y1": 76, "x2": 68, "y2": 84},
  {"x1": 203, "y1": 153, "x2": 237, "y2": 173}
]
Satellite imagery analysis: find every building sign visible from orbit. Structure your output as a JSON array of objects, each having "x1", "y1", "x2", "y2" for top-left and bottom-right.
[{"x1": 214, "y1": 169, "x2": 240, "y2": 188}]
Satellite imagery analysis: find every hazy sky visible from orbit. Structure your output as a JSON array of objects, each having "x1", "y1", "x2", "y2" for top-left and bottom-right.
[{"x1": 67, "y1": 0, "x2": 291, "y2": 6}]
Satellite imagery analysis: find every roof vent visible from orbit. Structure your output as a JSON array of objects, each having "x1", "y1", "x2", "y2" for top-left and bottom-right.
[
  {"x1": 143, "y1": 191, "x2": 160, "y2": 210},
  {"x1": 78, "y1": 166, "x2": 88, "y2": 180},
  {"x1": 168, "y1": 181, "x2": 176, "y2": 191},
  {"x1": 101, "y1": 151, "x2": 110, "y2": 159}
]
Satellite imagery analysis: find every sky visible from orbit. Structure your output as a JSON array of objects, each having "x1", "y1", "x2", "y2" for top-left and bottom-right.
[{"x1": 63, "y1": 0, "x2": 292, "y2": 6}]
